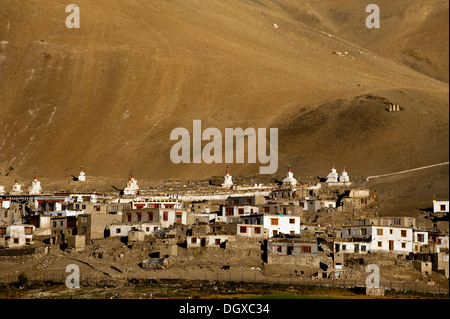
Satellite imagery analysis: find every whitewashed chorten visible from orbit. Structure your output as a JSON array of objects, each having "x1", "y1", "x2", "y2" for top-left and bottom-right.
[
  {"x1": 339, "y1": 167, "x2": 350, "y2": 184},
  {"x1": 326, "y1": 165, "x2": 339, "y2": 183},
  {"x1": 29, "y1": 172, "x2": 43, "y2": 195},
  {"x1": 9, "y1": 179, "x2": 23, "y2": 195},
  {"x1": 124, "y1": 170, "x2": 139, "y2": 196},
  {"x1": 221, "y1": 166, "x2": 233, "y2": 188},
  {"x1": 282, "y1": 165, "x2": 298, "y2": 188},
  {"x1": 78, "y1": 166, "x2": 86, "y2": 182}
]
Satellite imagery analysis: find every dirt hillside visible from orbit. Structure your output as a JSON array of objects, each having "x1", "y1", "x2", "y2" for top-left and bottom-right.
[{"x1": 0, "y1": 0, "x2": 448, "y2": 212}]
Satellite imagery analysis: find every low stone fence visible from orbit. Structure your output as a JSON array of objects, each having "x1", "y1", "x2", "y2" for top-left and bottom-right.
[{"x1": 0, "y1": 271, "x2": 447, "y2": 295}]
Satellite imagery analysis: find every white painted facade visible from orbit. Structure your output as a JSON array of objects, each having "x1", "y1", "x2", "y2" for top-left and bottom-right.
[
  {"x1": 109, "y1": 223, "x2": 158, "y2": 237},
  {"x1": 263, "y1": 214, "x2": 301, "y2": 237},
  {"x1": 1, "y1": 199, "x2": 10, "y2": 209},
  {"x1": 433, "y1": 200, "x2": 449, "y2": 213},
  {"x1": 438, "y1": 235, "x2": 449, "y2": 251},
  {"x1": 334, "y1": 240, "x2": 370, "y2": 254},
  {"x1": 341, "y1": 225, "x2": 414, "y2": 254},
  {"x1": 0, "y1": 225, "x2": 35, "y2": 248},
  {"x1": 413, "y1": 230, "x2": 429, "y2": 252},
  {"x1": 132, "y1": 200, "x2": 182, "y2": 209},
  {"x1": 322, "y1": 200, "x2": 337, "y2": 208},
  {"x1": 187, "y1": 235, "x2": 232, "y2": 248},
  {"x1": 159, "y1": 209, "x2": 187, "y2": 228},
  {"x1": 43, "y1": 210, "x2": 83, "y2": 217}
]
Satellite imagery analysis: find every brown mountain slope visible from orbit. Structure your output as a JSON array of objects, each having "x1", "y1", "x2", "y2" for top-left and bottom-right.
[
  {"x1": 271, "y1": 0, "x2": 449, "y2": 83},
  {"x1": 0, "y1": 0, "x2": 448, "y2": 203}
]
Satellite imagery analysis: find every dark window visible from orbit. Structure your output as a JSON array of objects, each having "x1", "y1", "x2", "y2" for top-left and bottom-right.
[
  {"x1": 301, "y1": 246, "x2": 311, "y2": 253},
  {"x1": 287, "y1": 246, "x2": 294, "y2": 255},
  {"x1": 417, "y1": 234, "x2": 424, "y2": 242},
  {"x1": 225, "y1": 207, "x2": 234, "y2": 216}
]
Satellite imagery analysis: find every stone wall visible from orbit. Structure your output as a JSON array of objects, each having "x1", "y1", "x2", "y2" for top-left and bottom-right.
[{"x1": 267, "y1": 254, "x2": 321, "y2": 267}]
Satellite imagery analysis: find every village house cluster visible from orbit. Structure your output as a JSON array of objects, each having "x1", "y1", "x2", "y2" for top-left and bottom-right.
[{"x1": 1, "y1": 166, "x2": 449, "y2": 280}]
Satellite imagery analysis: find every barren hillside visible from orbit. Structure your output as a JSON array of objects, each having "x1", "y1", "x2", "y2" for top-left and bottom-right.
[
  {"x1": 272, "y1": 0, "x2": 449, "y2": 83},
  {"x1": 0, "y1": 0, "x2": 448, "y2": 212}
]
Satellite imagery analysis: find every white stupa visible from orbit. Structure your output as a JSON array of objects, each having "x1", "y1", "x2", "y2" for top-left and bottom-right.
[
  {"x1": 339, "y1": 167, "x2": 350, "y2": 184},
  {"x1": 221, "y1": 166, "x2": 233, "y2": 188},
  {"x1": 0, "y1": 186, "x2": 5, "y2": 195},
  {"x1": 9, "y1": 179, "x2": 23, "y2": 195},
  {"x1": 123, "y1": 170, "x2": 139, "y2": 196},
  {"x1": 78, "y1": 166, "x2": 86, "y2": 182},
  {"x1": 90, "y1": 192, "x2": 97, "y2": 204},
  {"x1": 326, "y1": 166, "x2": 339, "y2": 183},
  {"x1": 29, "y1": 172, "x2": 43, "y2": 195},
  {"x1": 282, "y1": 165, "x2": 298, "y2": 188}
]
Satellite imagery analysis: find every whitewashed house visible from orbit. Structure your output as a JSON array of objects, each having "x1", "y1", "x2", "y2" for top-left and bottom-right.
[
  {"x1": 413, "y1": 229, "x2": 429, "y2": 252},
  {"x1": 338, "y1": 216, "x2": 436, "y2": 255},
  {"x1": 340, "y1": 224, "x2": 414, "y2": 254},
  {"x1": 132, "y1": 199, "x2": 182, "y2": 209},
  {"x1": 334, "y1": 239, "x2": 370, "y2": 254},
  {"x1": 433, "y1": 200, "x2": 449, "y2": 213},
  {"x1": 0, "y1": 225, "x2": 35, "y2": 248},
  {"x1": 237, "y1": 214, "x2": 266, "y2": 238},
  {"x1": 237, "y1": 214, "x2": 301, "y2": 238},
  {"x1": 122, "y1": 208, "x2": 188, "y2": 228},
  {"x1": 109, "y1": 223, "x2": 158, "y2": 238},
  {"x1": 187, "y1": 234, "x2": 232, "y2": 248}
]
